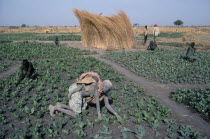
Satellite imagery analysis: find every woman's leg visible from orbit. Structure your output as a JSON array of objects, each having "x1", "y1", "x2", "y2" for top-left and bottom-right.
[
  {"x1": 55, "y1": 107, "x2": 77, "y2": 118},
  {"x1": 145, "y1": 35, "x2": 148, "y2": 44},
  {"x1": 56, "y1": 102, "x2": 71, "y2": 110},
  {"x1": 49, "y1": 103, "x2": 77, "y2": 117},
  {"x1": 49, "y1": 105, "x2": 56, "y2": 116}
]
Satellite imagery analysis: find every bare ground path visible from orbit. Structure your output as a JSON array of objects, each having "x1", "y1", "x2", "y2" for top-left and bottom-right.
[{"x1": 0, "y1": 60, "x2": 20, "y2": 80}]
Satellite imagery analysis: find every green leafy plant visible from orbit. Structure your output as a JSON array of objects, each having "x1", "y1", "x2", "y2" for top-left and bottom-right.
[
  {"x1": 101, "y1": 49, "x2": 210, "y2": 84},
  {"x1": 87, "y1": 119, "x2": 94, "y2": 128},
  {"x1": 178, "y1": 125, "x2": 202, "y2": 138},
  {"x1": 44, "y1": 126, "x2": 59, "y2": 137},
  {"x1": 99, "y1": 125, "x2": 112, "y2": 135},
  {"x1": 62, "y1": 129, "x2": 70, "y2": 135},
  {"x1": 74, "y1": 129, "x2": 86, "y2": 137},
  {"x1": 171, "y1": 88, "x2": 210, "y2": 119}
]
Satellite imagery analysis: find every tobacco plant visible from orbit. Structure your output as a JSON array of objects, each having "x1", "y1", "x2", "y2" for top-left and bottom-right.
[{"x1": 101, "y1": 49, "x2": 210, "y2": 84}]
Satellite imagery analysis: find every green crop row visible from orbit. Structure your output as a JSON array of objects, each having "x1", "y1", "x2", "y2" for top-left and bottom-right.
[
  {"x1": 158, "y1": 42, "x2": 204, "y2": 47},
  {"x1": 0, "y1": 42, "x2": 96, "y2": 60},
  {"x1": 138, "y1": 32, "x2": 183, "y2": 38},
  {"x1": 39, "y1": 35, "x2": 81, "y2": 41},
  {"x1": 0, "y1": 56, "x2": 167, "y2": 138},
  {"x1": 101, "y1": 49, "x2": 210, "y2": 84},
  {"x1": 0, "y1": 40, "x2": 13, "y2": 44},
  {"x1": 171, "y1": 88, "x2": 210, "y2": 119},
  {"x1": 0, "y1": 61, "x2": 13, "y2": 72},
  {"x1": 0, "y1": 33, "x2": 81, "y2": 41},
  {"x1": 0, "y1": 55, "x2": 205, "y2": 138},
  {"x1": 159, "y1": 32, "x2": 183, "y2": 38}
]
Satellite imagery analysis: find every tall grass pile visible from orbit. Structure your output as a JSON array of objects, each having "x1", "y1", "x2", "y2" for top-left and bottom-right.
[{"x1": 73, "y1": 9, "x2": 135, "y2": 50}]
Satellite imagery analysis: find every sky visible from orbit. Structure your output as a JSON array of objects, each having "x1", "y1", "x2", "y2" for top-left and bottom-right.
[{"x1": 0, "y1": 0, "x2": 210, "y2": 26}]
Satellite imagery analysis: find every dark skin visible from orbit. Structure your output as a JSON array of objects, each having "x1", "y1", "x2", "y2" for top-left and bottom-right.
[
  {"x1": 147, "y1": 41, "x2": 157, "y2": 50},
  {"x1": 49, "y1": 80, "x2": 121, "y2": 121},
  {"x1": 144, "y1": 25, "x2": 148, "y2": 45},
  {"x1": 186, "y1": 42, "x2": 196, "y2": 56},
  {"x1": 182, "y1": 42, "x2": 197, "y2": 62},
  {"x1": 16, "y1": 59, "x2": 35, "y2": 86},
  {"x1": 54, "y1": 37, "x2": 60, "y2": 46}
]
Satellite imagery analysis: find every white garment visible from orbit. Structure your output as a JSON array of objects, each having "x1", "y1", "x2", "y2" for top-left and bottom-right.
[
  {"x1": 144, "y1": 28, "x2": 148, "y2": 36},
  {"x1": 153, "y1": 27, "x2": 160, "y2": 36}
]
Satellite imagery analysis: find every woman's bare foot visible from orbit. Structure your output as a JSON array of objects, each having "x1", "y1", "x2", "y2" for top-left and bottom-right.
[{"x1": 49, "y1": 105, "x2": 56, "y2": 117}]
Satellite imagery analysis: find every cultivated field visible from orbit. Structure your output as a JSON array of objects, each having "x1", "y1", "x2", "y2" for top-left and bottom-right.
[
  {"x1": 1, "y1": 26, "x2": 210, "y2": 49},
  {"x1": 0, "y1": 27, "x2": 209, "y2": 138}
]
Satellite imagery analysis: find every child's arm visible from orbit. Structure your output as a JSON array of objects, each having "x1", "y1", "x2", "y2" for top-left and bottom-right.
[{"x1": 104, "y1": 95, "x2": 121, "y2": 121}]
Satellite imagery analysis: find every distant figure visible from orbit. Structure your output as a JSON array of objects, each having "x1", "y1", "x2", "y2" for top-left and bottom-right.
[
  {"x1": 135, "y1": 32, "x2": 138, "y2": 38},
  {"x1": 16, "y1": 59, "x2": 35, "y2": 86},
  {"x1": 182, "y1": 42, "x2": 197, "y2": 62},
  {"x1": 153, "y1": 24, "x2": 160, "y2": 37},
  {"x1": 147, "y1": 41, "x2": 157, "y2": 51},
  {"x1": 54, "y1": 37, "x2": 60, "y2": 46},
  {"x1": 143, "y1": 25, "x2": 148, "y2": 45}
]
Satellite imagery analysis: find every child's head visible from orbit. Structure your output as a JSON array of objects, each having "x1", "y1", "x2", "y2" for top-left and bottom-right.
[
  {"x1": 102, "y1": 80, "x2": 112, "y2": 94},
  {"x1": 190, "y1": 42, "x2": 195, "y2": 48},
  {"x1": 22, "y1": 59, "x2": 29, "y2": 69}
]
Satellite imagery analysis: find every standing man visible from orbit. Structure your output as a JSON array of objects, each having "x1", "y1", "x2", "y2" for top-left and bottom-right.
[
  {"x1": 153, "y1": 24, "x2": 160, "y2": 38},
  {"x1": 143, "y1": 25, "x2": 148, "y2": 45}
]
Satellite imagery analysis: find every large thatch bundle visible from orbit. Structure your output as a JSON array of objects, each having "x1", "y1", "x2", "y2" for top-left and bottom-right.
[{"x1": 73, "y1": 9, "x2": 135, "y2": 50}]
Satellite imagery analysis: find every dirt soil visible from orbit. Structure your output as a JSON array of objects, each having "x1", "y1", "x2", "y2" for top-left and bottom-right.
[
  {"x1": 1, "y1": 40, "x2": 209, "y2": 137},
  {"x1": 0, "y1": 60, "x2": 20, "y2": 80},
  {"x1": 62, "y1": 41, "x2": 210, "y2": 137}
]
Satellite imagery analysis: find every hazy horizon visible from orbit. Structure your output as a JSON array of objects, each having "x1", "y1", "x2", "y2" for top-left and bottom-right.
[{"x1": 1, "y1": 0, "x2": 210, "y2": 27}]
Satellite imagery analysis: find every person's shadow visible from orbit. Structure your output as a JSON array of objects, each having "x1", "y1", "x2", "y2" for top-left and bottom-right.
[{"x1": 87, "y1": 98, "x2": 114, "y2": 115}]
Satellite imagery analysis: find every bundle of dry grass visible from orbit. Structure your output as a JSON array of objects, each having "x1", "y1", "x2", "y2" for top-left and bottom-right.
[{"x1": 73, "y1": 9, "x2": 135, "y2": 50}]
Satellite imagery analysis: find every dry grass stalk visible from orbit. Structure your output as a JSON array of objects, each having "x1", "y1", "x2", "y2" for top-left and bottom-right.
[
  {"x1": 0, "y1": 27, "x2": 81, "y2": 34},
  {"x1": 73, "y1": 8, "x2": 135, "y2": 50}
]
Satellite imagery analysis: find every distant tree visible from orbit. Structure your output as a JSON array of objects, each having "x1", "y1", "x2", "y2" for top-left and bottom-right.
[
  {"x1": 21, "y1": 24, "x2": 26, "y2": 27},
  {"x1": 133, "y1": 23, "x2": 140, "y2": 27},
  {"x1": 173, "y1": 20, "x2": 183, "y2": 26}
]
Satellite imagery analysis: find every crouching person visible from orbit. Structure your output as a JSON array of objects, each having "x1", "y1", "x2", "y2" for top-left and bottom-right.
[
  {"x1": 147, "y1": 41, "x2": 157, "y2": 50},
  {"x1": 16, "y1": 59, "x2": 36, "y2": 86},
  {"x1": 49, "y1": 72, "x2": 121, "y2": 121},
  {"x1": 182, "y1": 42, "x2": 197, "y2": 62}
]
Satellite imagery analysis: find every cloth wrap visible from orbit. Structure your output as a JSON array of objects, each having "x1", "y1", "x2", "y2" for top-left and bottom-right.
[{"x1": 68, "y1": 83, "x2": 87, "y2": 113}]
